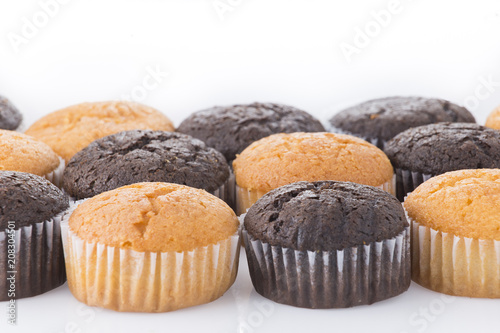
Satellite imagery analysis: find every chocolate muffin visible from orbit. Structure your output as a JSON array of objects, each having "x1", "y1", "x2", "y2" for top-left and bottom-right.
[
  {"x1": 384, "y1": 122, "x2": 500, "y2": 201},
  {"x1": 177, "y1": 103, "x2": 325, "y2": 162},
  {"x1": 0, "y1": 96, "x2": 22, "y2": 130},
  {"x1": 328, "y1": 96, "x2": 475, "y2": 149},
  {"x1": 63, "y1": 130, "x2": 231, "y2": 202},
  {"x1": 0, "y1": 171, "x2": 69, "y2": 301},
  {"x1": 243, "y1": 181, "x2": 410, "y2": 308}
]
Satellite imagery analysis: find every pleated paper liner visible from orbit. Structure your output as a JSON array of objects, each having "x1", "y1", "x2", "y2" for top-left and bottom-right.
[
  {"x1": 409, "y1": 216, "x2": 500, "y2": 298},
  {"x1": 0, "y1": 213, "x2": 66, "y2": 301},
  {"x1": 60, "y1": 201, "x2": 241, "y2": 312},
  {"x1": 395, "y1": 168, "x2": 433, "y2": 202},
  {"x1": 242, "y1": 226, "x2": 410, "y2": 308},
  {"x1": 44, "y1": 157, "x2": 65, "y2": 189},
  {"x1": 236, "y1": 175, "x2": 396, "y2": 216},
  {"x1": 329, "y1": 126, "x2": 386, "y2": 150}
]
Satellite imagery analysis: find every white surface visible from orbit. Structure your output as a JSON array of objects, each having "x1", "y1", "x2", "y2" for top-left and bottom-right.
[{"x1": 1, "y1": 0, "x2": 500, "y2": 332}]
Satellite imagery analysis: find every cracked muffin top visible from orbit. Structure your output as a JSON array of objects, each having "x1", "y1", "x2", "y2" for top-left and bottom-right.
[
  {"x1": 244, "y1": 181, "x2": 407, "y2": 251},
  {"x1": 404, "y1": 169, "x2": 500, "y2": 240},
  {"x1": 63, "y1": 130, "x2": 230, "y2": 199},
  {"x1": 177, "y1": 102, "x2": 325, "y2": 162},
  {"x1": 0, "y1": 130, "x2": 61, "y2": 176},
  {"x1": 329, "y1": 96, "x2": 475, "y2": 146},
  {"x1": 69, "y1": 182, "x2": 239, "y2": 252},
  {"x1": 25, "y1": 101, "x2": 174, "y2": 162},
  {"x1": 384, "y1": 123, "x2": 500, "y2": 175},
  {"x1": 233, "y1": 132, "x2": 394, "y2": 192},
  {"x1": 0, "y1": 171, "x2": 69, "y2": 230},
  {"x1": 0, "y1": 95, "x2": 22, "y2": 130}
]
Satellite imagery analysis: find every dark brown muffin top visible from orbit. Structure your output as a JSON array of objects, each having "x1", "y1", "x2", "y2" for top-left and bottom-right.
[
  {"x1": 384, "y1": 122, "x2": 500, "y2": 175},
  {"x1": 0, "y1": 95, "x2": 22, "y2": 130},
  {"x1": 63, "y1": 130, "x2": 229, "y2": 199},
  {"x1": 328, "y1": 96, "x2": 475, "y2": 145},
  {"x1": 177, "y1": 102, "x2": 325, "y2": 162},
  {"x1": 244, "y1": 181, "x2": 407, "y2": 251},
  {"x1": 0, "y1": 171, "x2": 69, "y2": 230}
]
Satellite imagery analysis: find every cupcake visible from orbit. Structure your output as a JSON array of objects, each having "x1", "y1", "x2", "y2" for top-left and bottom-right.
[
  {"x1": 328, "y1": 96, "x2": 475, "y2": 149},
  {"x1": 0, "y1": 96, "x2": 22, "y2": 131},
  {"x1": 61, "y1": 182, "x2": 240, "y2": 312},
  {"x1": 25, "y1": 101, "x2": 174, "y2": 163},
  {"x1": 177, "y1": 102, "x2": 325, "y2": 162},
  {"x1": 384, "y1": 122, "x2": 500, "y2": 201},
  {"x1": 233, "y1": 132, "x2": 394, "y2": 215},
  {"x1": 485, "y1": 105, "x2": 500, "y2": 130},
  {"x1": 0, "y1": 171, "x2": 69, "y2": 301},
  {"x1": 243, "y1": 181, "x2": 410, "y2": 308},
  {"x1": 62, "y1": 130, "x2": 232, "y2": 205},
  {"x1": 0, "y1": 130, "x2": 64, "y2": 187},
  {"x1": 404, "y1": 169, "x2": 500, "y2": 298}
]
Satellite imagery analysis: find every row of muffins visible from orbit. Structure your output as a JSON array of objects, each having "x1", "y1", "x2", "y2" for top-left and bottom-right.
[{"x1": 0, "y1": 96, "x2": 499, "y2": 311}]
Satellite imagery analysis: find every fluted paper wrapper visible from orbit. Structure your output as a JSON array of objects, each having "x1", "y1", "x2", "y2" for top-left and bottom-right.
[
  {"x1": 395, "y1": 168, "x2": 433, "y2": 202},
  {"x1": 213, "y1": 171, "x2": 235, "y2": 209},
  {"x1": 409, "y1": 215, "x2": 500, "y2": 298},
  {"x1": 242, "y1": 226, "x2": 410, "y2": 308},
  {"x1": 236, "y1": 175, "x2": 396, "y2": 215},
  {"x1": 0, "y1": 214, "x2": 66, "y2": 301},
  {"x1": 60, "y1": 201, "x2": 241, "y2": 312},
  {"x1": 44, "y1": 157, "x2": 65, "y2": 189},
  {"x1": 329, "y1": 126, "x2": 386, "y2": 150}
]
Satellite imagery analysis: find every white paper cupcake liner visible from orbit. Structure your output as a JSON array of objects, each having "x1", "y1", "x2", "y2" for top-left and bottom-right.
[
  {"x1": 212, "y1": 171, "x2": 235, "y2": 209},
  {"x1": 329, "y1": 126, "x2": 386, "y2": 150},
  {"x1": 408, "y1": 214, "x2": 500, "y2": 298},
  {"x1": 60, "y1": 200, "x2": 241, "y2": 312},
  {"x1": 236, "y1": 175, "x2": 396, "y2": 216},
  {"x1": 0, "y1": 212, "x2": 66, "y2": 301},
  {"x1": 395, "y1": 168, "x2": 433, "y2": 201},
  {"x1": 44, "y1": 157, "x2": 65, "y2": 189},
  {"x1": 242, "y1": 226, "x2": 410, "y2": 308}
]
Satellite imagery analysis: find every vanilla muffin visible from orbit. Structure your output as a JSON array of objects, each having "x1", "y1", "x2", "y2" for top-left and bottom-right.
[
  {"x1": 233, "y1": 132, "x2": 394, "y2": 214},
  {"x1": 405, "y1": 169, "x2": 500, "y2": 298},
  {"x1": 25, "y1": 101, "x2": 174, "y2": 162},
  {"x1": 485, "y1": 106, "x2": 500, "y2": 129},
  {"x1": 0, "y1": 130, "x2": 64, "y2": 186},
  {"x1": 61, "y1": 182, "x2": 240, "y2": 312}
]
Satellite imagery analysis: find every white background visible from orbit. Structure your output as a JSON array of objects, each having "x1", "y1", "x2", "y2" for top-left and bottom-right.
[{"x1": 1, "y1": 0, "x2": 500, "y2": 332}]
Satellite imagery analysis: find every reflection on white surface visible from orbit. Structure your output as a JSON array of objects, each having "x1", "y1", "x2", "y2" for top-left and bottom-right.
[{"x1": 1, "y1": 251, "x2": 500, "y2": 333}]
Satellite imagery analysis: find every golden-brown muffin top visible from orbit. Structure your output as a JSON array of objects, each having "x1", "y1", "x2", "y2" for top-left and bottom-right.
[
  {"x1": 404, "y1": 169, "x2": 500, "y2": 240},
  {"x1": 485, "y1": 106, "x2": 500, "y2": 130},
  {"x1": 0, "y1": 130, "x2": 60, "y2": 176},
  {"x1": 232, "y1": 132, "x2": 394, "y2": 192},
  {"x1": 25, "y1": 101, "x2": 175, "y2": 162},
  {"x1": 69, "y1": 182, "x2": 239, "y2": 252}
]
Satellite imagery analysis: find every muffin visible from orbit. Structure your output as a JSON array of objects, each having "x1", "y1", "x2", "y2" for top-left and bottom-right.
[
  {"x1": 0, "y1": 130, "x2": 64, "y2": 187},
  {"x1": 62, "y1": 130, "x2": 231, "y2": 205},
  {"x1": 0, "y1": 96, "x2": 22, "y2": 131},
  {"x1": 404, "y1": 169, "x2": 500, "y2": 298},
  {"x1": 233, "y1": 132, "x2": 394, "y2": 214},
  {"x1": 328, "y1": 96, "x2": 475, "y2": 149},
  {"x1": 0, "y1": 171, "x2": 69, "y2": 301},
  {"x1": 177, "y1": 102, "x2": 325, "y2": 162},
  {"x1": 485, "y1": 105, "x2": 500, "y2": 129},
  {"x1": 243, "y1": 181, "x2": 410, "y2": 308},
  {"x1": 61, "y1": 182, "x2": 240, "y2": 312},
  {"x1": 384, "y1": 122, "x2": 500, "y2": 201},
  {"x1": 25, "y1": 101, "x2": 174, "y2": 162}
]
